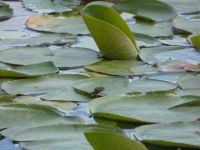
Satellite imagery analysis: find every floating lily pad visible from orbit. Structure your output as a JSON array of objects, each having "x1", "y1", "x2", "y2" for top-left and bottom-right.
[
  {"x1": 134, "y1": 33, "x2": 160, "y2": 47},
  {"x1": 85, "y1": 129, "x2": 148, "y2": 150},
  {"x1": 188, "y1": 33, "x2": 200, "y2": 51},
  {"x1": 89, "y1": 94, "x2": 200, "y2": 123},
  {"x1": 160, "y1": 36, "x2": 190, "y2": 46},
  {"x1": 0, "y1": 62, "x2": 58, "y2": 78},
  {"x1": 22, "y1": 0, "x2": 79, "y2": 13},
  {"x1": 129, "y1": 21, "x2": 173, "y2": 38},
  {"x1": 26, "y1": 14, "x2": 89, "y2": 35},
  {"x1": 173, "y1": 17, "x2": 200, "y2": 34},
  {"x1": 178, "y1": 74, "x2": 200, "y2": 89},
  {"x1": 0, "y1": 47, "x2": 100, "y2": 68},
  {"x1": 0, "y1": 31, "x2": 77, "y2": 47},
  {"x1": 160, "y1": 0, "x2": 200, "y2": 14},
  {"x1": 135, "y1": 121, "x2": 200, "y2": 148},
  {"x1": 85, "y1": 60, "x2": 159, "y2": 76},
  {"x1": 139, "y1": 46, "x2": 200, "y2": 65},
  {"x1": 2, "y1": 74, "x2": 90, "y2": 101},
  {"x1": 81, "y1": 2, "x2": 138, "y2": 60},
  {"x1": 73, "y1": 77, "x2": 177, "y2": 97},
  {"x1": 114, "y1": 0, "x2": 176, "y2": 22},
  {"x1": 5, "y1": 124, "x2": 123, "y2": 150},
  {"x1": 175, "y1": 89, "x2": 200, "y2": 97},
  {"x1": 0, "y1": 2, "x2": 13, "y2": 21}
]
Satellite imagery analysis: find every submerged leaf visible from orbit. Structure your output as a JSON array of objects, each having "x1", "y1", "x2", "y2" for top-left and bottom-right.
[{"x1": 81, "y1": 2, "x2": 138, "y2": 60}]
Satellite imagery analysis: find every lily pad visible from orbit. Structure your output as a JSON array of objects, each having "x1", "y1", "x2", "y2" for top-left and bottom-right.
[
  {"x1": 173, "y1": 17, "x2": 200, "y2": 34},
  {"x1": 81, "y1": 2, "x2": 138, "y2": 60},
  {"x1": 0, "y1": 62, "x2": 58, "y2": 78},
  {"x1": 89, "y1": 94, "x2": 200, "y2": 123},
  {"x1": 0, "y1": 31, "x2": 77, "y2": 48},
  {"x1": 0, "y1": 2, "x2": 13, "y2": 21},
  {"x1": 85, "y1": 129, "x2": 148, "y2": 150},
  {"x1": 139, "y1": 46, "x2": 200, "y2": 65},
  {"x1": 2, "y1": 74, "x2": 90, "y2": 101},
  {"x1": 178, "y1": 74, "x2": 200, "y2": 89},
  {"x1": 175, "y1": 89, "x2": 200, "y2": 97},
  {"x1": 135, "y1": 121, "x2": 200, "y2": 148},
  {"x1": 22, "y1": 0, "x2": 80, "y2": 13},
  {"x1": 129, "y1": 21, "x2": 173, "y2": 38},
  {"x1": 114, "y1": 0, "x2": 176, "y2": 22},
  {"x1": 26, "y1": 14, "x2": 89, "y2": 35},
  {"x1": 160, "y1": 36, "x2": 190, "y2": 46},
  {"x1": 0, "y1": 47, "x2": 100, "y2": 68},
  {"x1": 160, "y1": 0, "x2": 200, "y2": 14},
  {"x1": 188, "y1": 33, "x2": 200, "y2": 51},
  {"x1": 85, "y1": 60, "x2": 159, "y2": 76},
  {"x1": 73, "y1": 77, "x2": 177, "y2": 97}
]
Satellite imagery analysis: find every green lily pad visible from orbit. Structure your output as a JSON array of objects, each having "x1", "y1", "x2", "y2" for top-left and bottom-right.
[
  {"x1": 188, "y1": 33, "x2": 200, "y2": 51},
  {"x1": 0, "y1": 47, "x2": 100, "y2": 68},
  {"x1": 0, "y1": 104, "x2": 84, "y2": 133},
  {"x1": 2, "y1": 74, "x2": 90, "y2": 101},
  {"x1": 89, "y1": 94, "x2": 200, "y2": 123},
  {"x1": 0, "y1": 62, "x2": 58, "y2": 78},
  {"x1": 129, "y1": 21, "x2": 173, "y2": 38},
  {"x1": 73, "y1": 77, "x2": 177, "y2": 97},
  {"x1": 160, "y1": 0, "x2": 200, "y2": 14},
  {"x1": 160, "y1": 36, "x2": 190, "y2": 46},
  {"x1": 139, "y1": 46, "x2": 200, "y2": 65},
  {"x1": 26, "y1": 14, "x2": 89, "y2": 35},
  {"x1": 85, "y1": 129, "x2": 148, "y2": 150},
  {"x1": 178, "y1": 74, "x2": 200, "y2": 89},
  {"x1": 12, "y1": 96, "x2": 77, "y2": 112},
  {"x1": 4, "y1": 124, "x2": 123, "y2": 150},
  {"x1": 81, "y1": 2, "x2": 138, "y2": 60},
  {"x1": 175, "y1": 89, "x2": 200, "y2": 97},
  {"x1": 173, "y1": 17, "x2": 200, "y2": 34},
  {"x1": 22, "y1": 0, "x2": 79, "y2": 13},
  {"x1": 85, "y1": 60, "x2": 159, "y2": 76},
  {"x1": 0, "y1": 31, "x2": 77, "y2": 47},
  {"x1": 114, "y1": 0, "x2": 176, "y2": 22},
  {"x1": 0, "y1": 2, "x2": 13, "y2": 21},
  {"x1": 135, "y1": 121, "x2": 200, "y2": 148}
]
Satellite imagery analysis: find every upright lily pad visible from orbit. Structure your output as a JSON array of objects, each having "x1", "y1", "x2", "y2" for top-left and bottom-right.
[
  {"x1": 73, "y1": 77, "x2": 177, "y2": 97},
  {"x1": 85, "y1": 60, "x2": 159, "y2": 76},
  {"x1": 173, "y1": 17, "x2": 200, "y2": 34},
  {"x1": 85, "y1": 129, "x2": 148, "y2": 150},
  {"x1": 114, "y1": 0, "x2": 176, "y2": 22},
  {"x1": 135, "y1": 121, "x2": 200, "y2": 148},
  {"x1": 26, "y1": 14, "x2": 89, "y2": 35},
  {"x1": 178, "y1": 74, "x2": 200, "y2": 89},
  {"x1": 22, "y1": 0, "x2": 79, "y2": 13},
  {"x1": 139, "y1": 46, "x2": 200, "y2": 65},
  {"x1": 0, "y1": 62, "x2": 58, "y2": 78},
  {"x1": 188, "y1": 33, "x2": 200, "y2": 51},
  {"x1": 81, "y1": 2, "x2": 138, "y2": 60},
  {"x1": 2, "y1": 74, "x2": 90, "y2": 101},
  {"x1": 0, "y1": 47, "x2": 100, "y2": 68},
  {"x1": 0, "y1": 2, "x2": 13, "y2": 21},
  {"x1": 89, "y1": 94, "x2": 200, "y2": 123}
]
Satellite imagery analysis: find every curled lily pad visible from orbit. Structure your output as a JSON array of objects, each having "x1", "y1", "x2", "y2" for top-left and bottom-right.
[
  {"x1": 178, "y1": 74, "x2": 200, "y2": 89},
  {"x1": 188, "y1": 33, "x2": 200, "y2": 51},
  {"x1": 2, "y1": 74, "x2": 90, "y2": 102},
  {"x1": 0, "y1": 47, "x2": 100, "y2": 68},
  {"x1": 0, "y1": 62, "x2": 58, "y2": 78},
  {"x1": 85, "y1": 129, "x2": 148, "y2": 150},
  {"x1": 26, "y1": 14, "x2": 89, "y2": 35},
  {"x1": 139, "y1": 46, "x2": 200, "y2": 65},
  {"x1": 89, "y1": 94, "x2": 200, "y2": 123},
  {"x1": 0, "y1": 31, "x2": 77, "y2": 48},
  {"x1": 135, "y1": 121, "x2": 200, "y2": 148},
  {"x1": 81, "y1": 2, "x2": 138, "y2": 60},
  {"x1": 173, "y1": 17, "x2": 200, "y2": 34},
  {"x1": 114, "y1": 0, "x2": 176, "y2": 22},
  {"x1": 85, "y1": 60, "x2": 159, "y2": 76},
  {"x1": 0, "y1": 2, "x2": 13, "y2": 21},
  {"x1": 22, "y1": 0, "x2": 80, "y2": 13},
  {"x1": 73, "y1": 77, "x2": 177, "y2": 97}
]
